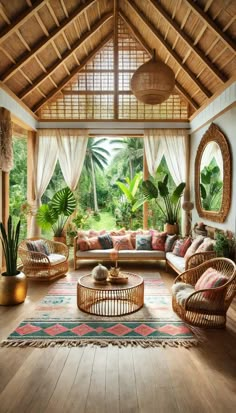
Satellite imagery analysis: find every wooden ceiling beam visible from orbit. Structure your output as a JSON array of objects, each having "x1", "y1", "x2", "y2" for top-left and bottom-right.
[
  {"x1": 0, "y1": 0, "x2": 46, "y2": 45},
  {"x1": 19, "y1": 12, "x2": 113, "y2": 99},
  {"x1": 127, "y1": 1, "x2": 211, "y2": 98},
  {"x1": 1, "y1": 0, "x2": 96, "y2": 82},
  {"x1": 119, "y1": 11, "x2": 199, "y2": 110},
  {"x1": 33, "y1": 32, "x2": 113, "y2": 113},
  {"x1": 148, "y1": 0, "x2": 227, "y2": 83},
  {"x1": 184, "y1": 0, "x2": 236, "y2": 53}
]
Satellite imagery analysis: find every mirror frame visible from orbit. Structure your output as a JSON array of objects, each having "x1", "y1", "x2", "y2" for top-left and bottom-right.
[{"x1": 195, "y1": 123, "x2": 231, "y2": 223}]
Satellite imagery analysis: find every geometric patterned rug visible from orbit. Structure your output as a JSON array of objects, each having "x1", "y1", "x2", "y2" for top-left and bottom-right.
[{"x1": 0, "y1": 273, "x2": 197, "y2": 348}]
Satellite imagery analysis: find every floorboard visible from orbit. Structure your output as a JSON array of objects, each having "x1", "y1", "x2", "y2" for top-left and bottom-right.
[{"x1": 0, "y1": 261, "x2": 235, "y2": 413}]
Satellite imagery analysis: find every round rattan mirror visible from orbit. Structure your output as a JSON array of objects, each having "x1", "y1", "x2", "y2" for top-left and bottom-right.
[{"x1": 195, "y1": 123, "x2": 231, "y2": 223}]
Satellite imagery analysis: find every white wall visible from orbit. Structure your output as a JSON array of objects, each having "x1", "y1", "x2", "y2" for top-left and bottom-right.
[{"x1": 190, "y1": 106, "x2": 236, "y2": 232}]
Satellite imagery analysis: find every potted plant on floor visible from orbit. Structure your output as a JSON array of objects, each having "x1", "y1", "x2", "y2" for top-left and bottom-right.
[
  {"x1": 36, "y1": 187, "x2": 76, "y2": 244},
  {"x1": 133, "y1": 174, "x2": 185, "y2": 234},
  {"x1": 0, "y1": 216, "x2": 27, "y2": 305}
]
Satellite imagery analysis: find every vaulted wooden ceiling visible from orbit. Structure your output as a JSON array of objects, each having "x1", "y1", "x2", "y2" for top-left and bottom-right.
[{"x1": 0, "y1": 0, "x2": 235, "y2": 120}]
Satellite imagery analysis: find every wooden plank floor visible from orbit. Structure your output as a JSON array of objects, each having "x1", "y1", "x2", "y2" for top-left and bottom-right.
[{"x1": 0, "y1": 261, "x2": 235, "y2": 413}]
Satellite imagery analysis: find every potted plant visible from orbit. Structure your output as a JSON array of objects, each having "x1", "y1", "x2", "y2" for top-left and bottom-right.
[
  {"x1": 133, "y1": 174, "x2": 186, "y2": 234},
  {"x1": 0, "y1": 216, "x2": 27, "y2": 305},
  {"x1": 36, "y1": 187, "x2": 76, "y2": 244}
]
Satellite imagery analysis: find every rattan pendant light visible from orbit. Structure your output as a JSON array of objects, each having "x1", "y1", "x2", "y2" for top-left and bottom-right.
[{"x1": 131, "y1": 50, "x2": 175, "y2": 105}]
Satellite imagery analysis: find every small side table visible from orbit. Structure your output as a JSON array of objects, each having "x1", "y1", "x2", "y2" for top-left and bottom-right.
[{"x1": 77, "y1": 272, "x2": 144, "y2": 316}]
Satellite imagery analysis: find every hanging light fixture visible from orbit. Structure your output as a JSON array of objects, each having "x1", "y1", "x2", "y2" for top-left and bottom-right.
[{"x1": 131, "y1": 49, "x2": 175, "y2": 105}]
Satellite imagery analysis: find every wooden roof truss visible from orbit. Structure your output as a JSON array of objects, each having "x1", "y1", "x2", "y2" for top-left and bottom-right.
[{"x1": 0, "y1": 0, "x2": 234, "y2": 120}]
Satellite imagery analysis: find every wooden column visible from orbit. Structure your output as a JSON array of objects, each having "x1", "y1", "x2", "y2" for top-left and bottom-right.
[
  {"x1": 27, "y1": 130, "x2": 37, "y2": 237},
  {"x1": 143, "y1": 149, "x2": 149, "y2": 230},
  {"x1": 183, "y1": 134, "x2": 191, "y2": 236}
]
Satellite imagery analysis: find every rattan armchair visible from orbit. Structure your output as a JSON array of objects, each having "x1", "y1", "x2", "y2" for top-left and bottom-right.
[
  {"x1": 18, "y1": 237, "x2": 69, "y2": 281},
  {"x1": 172, "y1": 258, "x2": 236, "y2": 328}
]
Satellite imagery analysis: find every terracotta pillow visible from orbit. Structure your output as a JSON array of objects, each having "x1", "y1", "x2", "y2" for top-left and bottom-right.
[
  {"x1": 112, "y1": 234, "x2": 133, "y2": 250},
  {"x1": 195, "y1": 238, "x2": 215, "y2": 253},
  {"x1": 195, "y1": 267, "x2": 228, "y2": 298},
  {"x1": 77, "y1": 237, "x2": 90, "y2": 251},
  {"x1": 87, "y1": 237, "x2": 102, "y2": 250},
  {"x1": 184, "y1": 235, "x2": 205, "y2": 262},
  {"x1": 126, "y1": 230, "x2": 145, "y2": 248},
  {"x1": 150, "y1": 230, "x2": 167, "y2": 251},
  {"x1": 173, "y1": 238, "x2": 192, "y2": 257}
]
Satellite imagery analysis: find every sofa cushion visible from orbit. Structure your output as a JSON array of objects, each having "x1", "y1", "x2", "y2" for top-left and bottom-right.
[
  {"x1": 165, "y1": 234, "x2": 177, "y2": 252},
  {"x1": 76, "y1": 249, "x2": 165, "y2": 259},
  {"x1": 184, "y1": 235, "x2": 205, "y2": 262},
  {"x1": 98, "y1": 234, "x2": 113, "y2": 249},
  {"x1": 195, "y1": 237, "x2": 215, "y2": 253},
  {"x1": 136, "y1": 234, "x2": 152, "y2": 250},
  {"x1": 166, "y1": 252, "x2": 186, "y2": 273},
  {"x1": 112, "y1": 234, "x2": 134, "y2": 250},
  {"x1": 150, "y1": 231, "x2": 167, "y2": 251},
  {"x1": 172, "y1": 238, "x2": 192, "y2": 257}
]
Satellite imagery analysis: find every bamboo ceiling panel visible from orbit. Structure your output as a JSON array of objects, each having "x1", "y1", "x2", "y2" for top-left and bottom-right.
[{"x1": 0, "y1": 0, "x2": 234, "y2": 120}]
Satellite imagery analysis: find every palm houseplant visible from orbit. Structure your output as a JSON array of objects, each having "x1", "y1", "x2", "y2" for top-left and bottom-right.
[
  {"x1": 36, "y1": 187, "x2": 76, "y2": 244},
  {"x1": 0, "y1": 216, "x2": 27, "y2": 305},
  {"x1": 133, "y1": 174, "x2": 186, "y2": 234}
]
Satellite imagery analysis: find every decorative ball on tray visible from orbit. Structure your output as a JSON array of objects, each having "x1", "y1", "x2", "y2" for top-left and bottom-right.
[{"x1": 91, "y1": 263, "x2": 108, "y2": 282}]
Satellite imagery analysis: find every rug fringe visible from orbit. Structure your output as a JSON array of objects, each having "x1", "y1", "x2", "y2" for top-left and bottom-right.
[{"x1": 0, "y1": 339, "x2": 198, "y2": 349}]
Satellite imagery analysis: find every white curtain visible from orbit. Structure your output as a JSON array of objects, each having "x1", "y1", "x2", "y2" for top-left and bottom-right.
[
  {"x1": 144, "y1": 129, "x2": 165, "y2": 176},
  {"x1": 31, "y1": 129, "x2": 58, "y2": 236},
  {"x1": 144, "y1": 128, "x2": 188, "y2": 235},
  {"x1": 162, "y1": 129, "x2": 187, "y2": 185},
  {"x1": 56, "y1": 129, "x2": 88, "y2": 191}
]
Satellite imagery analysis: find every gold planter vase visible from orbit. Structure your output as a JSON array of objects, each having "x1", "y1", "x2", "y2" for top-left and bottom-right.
[
  {"x1": 164, "y1": 223, "x2": 179, "y2": 235},
  {"x1": 0, "y1": 271, "x2": 27, "y2": 306}
]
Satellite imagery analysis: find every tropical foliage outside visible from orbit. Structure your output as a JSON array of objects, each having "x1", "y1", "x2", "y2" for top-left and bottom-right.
[{"x1": 10, "y1": 136, "x2": 178, "y2": 241}]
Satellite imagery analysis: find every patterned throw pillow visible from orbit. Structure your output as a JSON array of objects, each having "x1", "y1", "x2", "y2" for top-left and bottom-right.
[
  {"x1": 26, "y1": 240, "x2": 49, "y2": 255},
  {"x1": 88, "y1": 229, "x2": 106, "y2": 237},
  {"x1": 112, "y1": 235, "x2": 134, "y2": 250},
  {"x1": 150, "y1": 230, "x2": 167, "y2": 251},
  {"x1": 77, "y1": 237, "x2": 90, "y2": 251},
  {"x1": 126, "y1": 230, "x2": 145, "y2": 248},
  {"x1": 184, "y1": 235, "x2": 205, "y2": 262},
  {"x1": 98, "y1": 234, "x2": 113, "y2": 249},
  {"x1": 136, "y1": 234, "x2": 152, "y2": 250},
  {"x1": 195, "y1": 238, "x2": 215, "y2": 253},
  {"x1": 165, "y1": 234, "x2": 177, "y2": 252},
  {"x1": 87, "y1": 237, "x2": 102, "y2": 250},
  {"x1": 172, "y1": 238, "x2": 192, "y2": 257},
  {"x1": 195, "y1": 267, "x2": 228, "y2": 298}
]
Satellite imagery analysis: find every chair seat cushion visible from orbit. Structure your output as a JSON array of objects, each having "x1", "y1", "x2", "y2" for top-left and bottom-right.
[
  {"x1": 48, "y1": 254, "x2": 66, "y2": 264},
  {"x1": 172, "y1": 282, "x2": 219, "y2": 311}
]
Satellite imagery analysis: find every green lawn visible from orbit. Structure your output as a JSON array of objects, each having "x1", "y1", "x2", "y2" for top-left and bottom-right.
[{"x1": 86, "y1": 211, "x2": 117, "y2": 230}]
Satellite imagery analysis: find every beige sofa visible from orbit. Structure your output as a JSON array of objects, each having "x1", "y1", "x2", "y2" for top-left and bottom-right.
[{"x1": 73, "y1": 233, "x2": 216, "y2": 273}]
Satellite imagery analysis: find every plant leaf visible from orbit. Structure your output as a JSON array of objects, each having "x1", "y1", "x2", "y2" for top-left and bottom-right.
[{"x1": 142, "y1": 180, "x2": 158, "y2": 199}]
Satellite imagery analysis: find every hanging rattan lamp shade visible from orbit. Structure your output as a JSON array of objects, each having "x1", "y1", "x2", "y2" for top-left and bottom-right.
[{"x1": 131, "y1": 50, "x2": 175, "y2": 105}]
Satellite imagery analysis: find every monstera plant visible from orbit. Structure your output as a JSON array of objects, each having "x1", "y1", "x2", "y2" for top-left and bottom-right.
[
  {"x1": 36, "y1": 187, "x2": 76, "y2": 241},
  {"x1": 133, "y1": 174, "x2": 185, "y2": 233}
]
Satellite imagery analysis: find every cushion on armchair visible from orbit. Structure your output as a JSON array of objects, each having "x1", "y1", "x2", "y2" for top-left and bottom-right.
[
  {"x1": 195, "y1": 267, "x2": 228, "y2": 298},
  {"x1": 26, "y1": 240, "x2": 49, "y2": 255}
]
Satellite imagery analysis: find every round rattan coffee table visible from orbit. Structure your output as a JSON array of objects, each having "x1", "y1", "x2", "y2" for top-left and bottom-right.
[{"x1": 77, "y1": 272, "x2": 144, "y2": 316}]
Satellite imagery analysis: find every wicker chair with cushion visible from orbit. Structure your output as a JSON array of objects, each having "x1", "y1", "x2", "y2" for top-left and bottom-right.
[
  {"x1": 18, "y1": 237, "x2": 69, "y2": 281},
  {"x1": 172, "y1": 258, "x2": 236, "y2": 328}
]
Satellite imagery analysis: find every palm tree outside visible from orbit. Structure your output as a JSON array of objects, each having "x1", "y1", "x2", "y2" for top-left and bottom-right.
[
  {"x1": 112, "y1": 137, "x2": 143, "y2": 179},
  {"x1": 84, "y1": 138, "x2": 109, "y2": 212}
]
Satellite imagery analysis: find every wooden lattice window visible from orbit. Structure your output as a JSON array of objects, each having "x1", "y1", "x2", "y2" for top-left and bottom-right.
[{"x1": 40, "y1": 19, "x2": 188, "y2": 120}]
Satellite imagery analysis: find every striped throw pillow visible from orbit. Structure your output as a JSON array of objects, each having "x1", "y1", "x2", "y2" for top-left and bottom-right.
[{"x1": 195, "y1": 267, "x2": 228, "y2": 298}]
